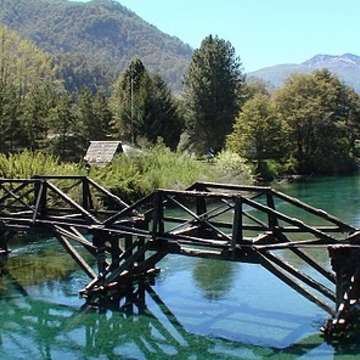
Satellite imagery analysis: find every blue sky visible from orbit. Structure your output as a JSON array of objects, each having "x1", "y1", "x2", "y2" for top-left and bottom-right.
[{"x1": 79, "y1": 0, "x2": 360, "y2": 72}]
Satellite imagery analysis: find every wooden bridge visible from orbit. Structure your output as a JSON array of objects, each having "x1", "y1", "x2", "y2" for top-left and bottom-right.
[{"x1": 0, "y1": 175, "x2": 360, "y2": 339}]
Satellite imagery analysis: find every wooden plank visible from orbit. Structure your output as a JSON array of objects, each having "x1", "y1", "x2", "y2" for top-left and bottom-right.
[
  {"x1": 166, "y1": 195, "x2": 232, "y2": 242},
  {"x1": 103, "y1": 193, "x2": 153, "y2": 226},
  {"x1": 0, "y1": 182, "x2": 30, "y2": 206},
  {"x1": 266, "y1": 192, "x2": 278, "y2": 229},
  {"x1": 152, "y1": 192, "x2": 163, "y2": 236},
  {"x1": 165, "y1": 203, "x2": 234, "y2": 235},
  {"x1": 232, "y1": 198, "x2": 243, "y2": 252},
  {"x1": 274, "y1": 231, "x2": 336, "y2": 283},
  {"x1": 46, "y1": 181, "x2": 101, "y2": 224},
  {"x1": 260, "y1": 251, "x2": 336, "y2": 301},
  {"x1": 54, "y1": 225, "x2": 97, "y2": 254},
  {"x1": 241, "y1": 196, "x2": 337, "y2": 243},
  {"x1": 271, "y1": 189, "x2": 355, "y2": 232},
  {"x1": 54, "y1": 231, "x2": 96, "y2": 279},
  {"x1": 106, "y1": 242, "x2": 150, "y2": 283},
  {"x1": 0, "y1": 183, "x2": 34, "y2": 212},
  {"x1": 32, "y1": 182, "x2": 44, "y2": 223},
  {"x1": 258, "y1": 251, "x2": 335, "y2": 315},
  {"x1": 87, "y1": 177, "x2": 129, "y2": 209},
  {"x1": 190, "y1": 181, "x2": 271, "y2": 192}
]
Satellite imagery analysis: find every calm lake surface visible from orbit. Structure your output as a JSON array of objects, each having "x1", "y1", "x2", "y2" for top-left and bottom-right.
[{"x1": 2, "y1": 176, "x2": 360, "y2": 359}]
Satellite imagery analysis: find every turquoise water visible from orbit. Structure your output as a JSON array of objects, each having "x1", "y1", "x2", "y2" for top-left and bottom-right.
[{"x1": 2, "y1": 176, "x2": 360, "y2": 359}]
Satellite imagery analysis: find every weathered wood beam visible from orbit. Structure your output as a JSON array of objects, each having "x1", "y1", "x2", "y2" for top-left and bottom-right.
[
  {"x1": 258, "y1": 251, "x2": 335, "y2": 316},
  {"x1": 46, "y1": 181, "x2": 101, "y2": 224},
  {"x1": 260, "y1": 251, "x2": 336, "y2": 301},
  {"x1": 190, "y1": 181, "x2": 271, "y2": 192},
  {"x1": 165, "y1": 195, "x2": 232, "y2": 242},
  {"x1": 0, "y1": 182, "x2": 31, "y2": 206},
  {"x1": 241, "y1": 196, "x2": 337, "y2": 243},
  {"x1": 54, "y1": 231, "x2": 96, "y2": 279},
  {"x1": 103, "y1": 193, "x2": 153, "y2": 226},
  {"x1": 87, "y1": 177, "x2": 129, "y2": 209},
  {"x1": 0, "y1": 183, "x2": 34, "y2": 212},
  {"x1": 271, "y1": 189, "x2": 356, "y2": 232},
  {"x1": 274, "y1": 231, "x2": 336, "y2": 284},
  {"x1": 232, "y1": 198, "x2": 243, "y2": 252}
]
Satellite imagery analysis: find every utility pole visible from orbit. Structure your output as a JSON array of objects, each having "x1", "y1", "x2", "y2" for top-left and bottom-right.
[{"x1": 130, "y1": 71, "x2": 135, "y2": 145}]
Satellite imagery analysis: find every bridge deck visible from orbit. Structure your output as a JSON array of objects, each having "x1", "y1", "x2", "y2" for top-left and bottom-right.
[{"x1": 0, "y1": 175, "x2": 359, "y2": 339}]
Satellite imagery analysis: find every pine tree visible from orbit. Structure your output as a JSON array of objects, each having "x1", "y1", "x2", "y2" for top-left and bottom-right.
[
  {"x1": 183, "y1": 35, "x2": 245, "y2": 154},
  {"x1": 110, "y1": 58, "x2": 149, "y2": 143},
  {"x1": 150, "y1": 75, "x2": 183, "y2": 149},
  {"x1": 22, "y1": 84, "x2": 54, "y2": 151},
  {"x1": 48, "y1": 95, "x2": 80, "y2": 161},
  {"x1": 93, "y1": 92, "x2": 112, "y2": 140},
  {"x1": 111, "y1": 58, "x2": 182, "y2": 148}
]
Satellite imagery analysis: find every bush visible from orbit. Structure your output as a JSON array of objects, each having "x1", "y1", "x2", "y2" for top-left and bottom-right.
[
  {"x1": 0, "y1": 148, "x2": 255, "y2": 204},
  {"x1": 213, "y1": 150, "x2": 254, "y2": 184},
  {"x1": 90, "y1": 144, "x2": 213, "y2": 202},
  {"x1": 0, "y1": 151, "x2": 83, "y2": 179}
]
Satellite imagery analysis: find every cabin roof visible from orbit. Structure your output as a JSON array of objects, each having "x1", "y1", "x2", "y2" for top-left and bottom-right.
[{"x1": 84, "y1": 141, "x2": 123, "y2": 166}]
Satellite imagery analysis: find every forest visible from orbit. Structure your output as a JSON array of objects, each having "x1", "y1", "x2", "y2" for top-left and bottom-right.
[{"x1": 1, "y1": 23, "x2": 360, "y2": 195}]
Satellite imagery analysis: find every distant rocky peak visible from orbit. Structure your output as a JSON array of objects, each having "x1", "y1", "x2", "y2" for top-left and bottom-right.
[{"x1": 303, "y1": 53, "x2": 360, "y2": 67}]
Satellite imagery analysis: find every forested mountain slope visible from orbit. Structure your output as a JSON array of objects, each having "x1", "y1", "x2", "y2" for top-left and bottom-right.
[{"x1": 0, "y1": 0, "x2": 192, "y2": 92}]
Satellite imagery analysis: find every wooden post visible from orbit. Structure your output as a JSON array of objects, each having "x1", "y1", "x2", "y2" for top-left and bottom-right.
[
  {"x1": 124, "y1": 235, "x2": 133, "y2": 263},
  {"x1": 93, "y1": 231, "x2": 106, "y2": 276},
  {"x1": 231, "y1": 198, "x2": 243, "y2": 254},
  {"x1": 82, "y1": 177, "x2": 92, "y2": 210},
  {"x1": 266, "y1": 191, "x2": 278, "y2": 230},
  {"x1": 329, "y1": 246, "x2": 351, "y2": 310},
  {"x1": 196, "y1": 185, "x2": 207, "y2": 217},
  {"x1": 152, "y1": 192, "x2": 164, "y2": 237},
  {"x1": 0, "y1": 222, "x2": 9, "y2": 255}
]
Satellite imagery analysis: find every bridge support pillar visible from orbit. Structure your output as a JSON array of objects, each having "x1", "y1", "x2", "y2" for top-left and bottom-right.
[
  {"x1": 0, "y1": 222, "x2": 11, "y2": 258},
  {"x1": 323, "y1": 246, "x2": 360, "y2": 338}
]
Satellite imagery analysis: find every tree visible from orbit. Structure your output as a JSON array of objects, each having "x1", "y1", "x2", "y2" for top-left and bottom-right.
[
  {"x1": 93, "y1": 92, "x2": 112, "y2": 140},
  {"x1": 0, "y1": 25, "x2": 60, "y2": 154},
  {"x1": 0, "y1": 25, "x2": 56, "y2": 96},
  {"x1": 274, "y1": 70, "x2": 360, "y2": 174},
  {"x1": 111, "y1": 58, "x2": 182, "y2": 148},
  {"x1": 227, "y1": 94, "x2": 286, "y2": 162},
  {"x1": 21, "y1": 84, "x2": 55, "y2": 151},
  {"x1": 142, "y1": 75, "x2": 183, "y2": 149},
  {"x1": 48, "y1": 95, "x2": 80, "y2": 161},
  {"x1": 183, "y1": 35, "x2": 245, "y2": 154},
  {"x1": 0, "y1": 83, "x2": 23, "y2": 153},
  {"x1": 111, "y1": 58, "x2": 148, "y2": 143}
]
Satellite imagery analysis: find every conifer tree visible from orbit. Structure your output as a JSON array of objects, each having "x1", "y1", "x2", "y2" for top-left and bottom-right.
[
  {"x1": 48, "y1": 95, "x2": 79, "y2": 161},
  {"x1": 111, "y1": 58, "x2": 182, "y2": 147},
  {"x1": 183, "y1": 35, "x2": 245, "y2": 154}
]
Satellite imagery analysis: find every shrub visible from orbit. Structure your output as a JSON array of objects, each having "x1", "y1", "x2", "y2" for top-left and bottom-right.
[
  {"x1": 90, "y1": 144, "x2": 213, "y2": 202},
  {"x1": 213, "y1": 150, "x2": 254, "y2": 184}
]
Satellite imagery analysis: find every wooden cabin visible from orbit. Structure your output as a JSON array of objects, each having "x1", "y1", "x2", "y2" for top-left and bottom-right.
[{"x1": 84, "y1": 141, "x2": 124, "y2": 167}]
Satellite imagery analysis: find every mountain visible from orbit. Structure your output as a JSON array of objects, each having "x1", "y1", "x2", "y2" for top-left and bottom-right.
[
  {"x1": 249, "y1": 54, "x2": 360, "y2": 93},
  {"x1": 0, "y1": 0, "x2": 192, "y2": 92}
]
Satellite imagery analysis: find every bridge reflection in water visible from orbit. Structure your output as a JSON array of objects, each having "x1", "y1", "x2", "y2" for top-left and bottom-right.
[{"x1": 0, "y1": 267, "x2": 356, "y2": 360}]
